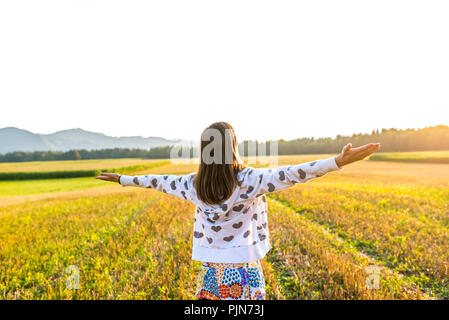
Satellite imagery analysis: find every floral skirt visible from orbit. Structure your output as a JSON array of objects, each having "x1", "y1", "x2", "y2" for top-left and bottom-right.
[{"x1": 195, "y1": 260, "x2": 266, "y2": 300}]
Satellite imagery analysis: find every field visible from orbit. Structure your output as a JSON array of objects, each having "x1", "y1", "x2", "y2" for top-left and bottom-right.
[
  {"x1": 0, "y1": 158, "x2": 162, "y2": 172},
  {"x1": 0, "y1": 159, "x2": 171, "y2": 181},
  {"x1": 369, "y1": 150, "x2": 449, "y2": 164},
  {"x1": 0, "y1": 154, "x2": 448, "y2": 299}
]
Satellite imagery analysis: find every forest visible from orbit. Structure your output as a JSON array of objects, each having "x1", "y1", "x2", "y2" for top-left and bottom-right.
[{"x1": 1, "y1": 125, "x2": 448, "y2": 162}]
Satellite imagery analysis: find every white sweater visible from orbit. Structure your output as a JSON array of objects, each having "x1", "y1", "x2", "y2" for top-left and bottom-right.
[{"x1": 119, "y1": 157, "x2": 342, "y2": 263}]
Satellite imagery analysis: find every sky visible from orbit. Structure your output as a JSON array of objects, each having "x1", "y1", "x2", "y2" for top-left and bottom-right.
[{"x1": 0, "y1": 0, "x2": 448, "y2": 142}]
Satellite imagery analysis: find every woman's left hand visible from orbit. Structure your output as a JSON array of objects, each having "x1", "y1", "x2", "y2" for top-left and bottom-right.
[
  {"x1": 95, "y1": 172, "x2": 121, "y2": 183},
  {"x1": 335, "y1": 143, "x2": 381, "y2": 168}
]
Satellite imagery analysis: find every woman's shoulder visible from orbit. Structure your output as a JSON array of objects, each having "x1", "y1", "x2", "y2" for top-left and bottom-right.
[
  {"x1": 238, "y1": 166, "x2": 269, "y2": 176},
  {"x1": 237, "y1": 166, "x2": 259, "y2": 184},
  {"x1": 237, "y1": 166, "x2": 252, "y2": 176}
]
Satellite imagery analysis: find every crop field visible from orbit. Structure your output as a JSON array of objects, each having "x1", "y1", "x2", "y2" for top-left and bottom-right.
[
  {"x1": 369, "y1": 150, "x2": 449, "y2": 164},
  {"x1": 0, "y1": 154, "x2": 448, "y2": 299},
  {"x1": 0, "y1": 158, "x2": 162, "y2": 172}
]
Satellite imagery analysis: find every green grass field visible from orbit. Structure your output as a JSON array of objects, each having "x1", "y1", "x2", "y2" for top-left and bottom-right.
[
  {"x1": 369, "y1": 150, "x2": 449, "y2": 164},
  {"x1": 0, "y1": 153, "x2": 448, "y2": 299},
  {"x1": 0, "y1": 160, "x2": 171, "y2": 180}
]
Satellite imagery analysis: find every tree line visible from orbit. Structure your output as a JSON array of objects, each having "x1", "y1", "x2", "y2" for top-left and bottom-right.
[{"x1": 1, "y1": 125, "x2": 448, "y2": 162}]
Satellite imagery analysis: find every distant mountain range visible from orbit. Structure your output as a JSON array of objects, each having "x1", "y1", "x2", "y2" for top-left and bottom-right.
[{"x1": 0, "y1": 127, "x2": 188, "y2": 154}]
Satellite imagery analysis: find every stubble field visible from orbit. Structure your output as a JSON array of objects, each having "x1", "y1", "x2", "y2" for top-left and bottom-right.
[{"x1": 1, "y1": 153, "x2": 448, "y2": 299}]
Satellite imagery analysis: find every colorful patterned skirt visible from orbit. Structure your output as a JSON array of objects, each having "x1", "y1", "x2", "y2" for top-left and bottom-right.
[{"x1": 195, "y1": 260, "x2": 266, "y2": 300}]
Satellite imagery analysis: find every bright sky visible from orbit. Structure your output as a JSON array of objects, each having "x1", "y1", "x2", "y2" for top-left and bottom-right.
[{"x1": 0, "y1": 1, "x2": 448, "y2": 142}]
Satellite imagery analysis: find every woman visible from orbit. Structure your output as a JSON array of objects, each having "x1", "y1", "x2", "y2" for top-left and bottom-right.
[{"x1": 96, "y1": 121, "x2": 380, "y2": 300}]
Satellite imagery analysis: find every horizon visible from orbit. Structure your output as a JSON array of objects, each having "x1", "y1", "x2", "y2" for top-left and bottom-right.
[
  {"x1": 1, "y1": 1, "x2": 448, "y2": 141},
  {"x1": 2, "y1": 124, "x2": 448, "y2": 142}
]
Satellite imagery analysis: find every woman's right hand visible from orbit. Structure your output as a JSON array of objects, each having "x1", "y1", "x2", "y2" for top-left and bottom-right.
[
  {"x1": 334, "y1": 143, "x2": 381, "y2": 168},
  {"x1": 95, "y1": 172, "x2": 121, "y2": 183}
]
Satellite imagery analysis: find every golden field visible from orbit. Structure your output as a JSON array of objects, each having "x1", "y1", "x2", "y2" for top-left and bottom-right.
[
  {"x1": 0, "y1": 154, "x2": 448, "y2": 299},
  {"x1": 0, "y1": 158, "x2": 161, "y2": 173}
]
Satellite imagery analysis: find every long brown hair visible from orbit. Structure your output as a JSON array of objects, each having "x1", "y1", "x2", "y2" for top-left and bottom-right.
[{"x1": 194, "y1": 122, "x2": 245, "y2": 205}]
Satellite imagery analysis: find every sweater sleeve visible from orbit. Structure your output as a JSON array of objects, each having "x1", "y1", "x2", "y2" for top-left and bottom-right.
[
  {"x1": 118, "y1": 173, "x2": 195, "y2": 202},
  {"x1": 243, "y1": 157, "x2": 342, "y2": 196}
]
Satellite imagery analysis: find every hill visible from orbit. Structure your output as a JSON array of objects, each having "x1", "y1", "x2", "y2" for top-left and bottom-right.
[{"x1": 0, "y1": 127, "x2": 185, "y2": 154}]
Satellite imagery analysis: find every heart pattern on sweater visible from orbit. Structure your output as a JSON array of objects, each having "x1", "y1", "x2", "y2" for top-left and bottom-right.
[
  {"x1": 279, "y1": 171, "x2": 285, "y2": 181},
  {"x1": 223, "y1": 236, "x2": 234, "y2": 242},
  {"x1": 151, "y1": 178, "x2": 158, "y2": 188},
  {"x1": 232, "y1": 222, "x2": 243, "y2": 229},
  {"x1": 194, "y1": 231, "x2": 204, "y2": 238}
]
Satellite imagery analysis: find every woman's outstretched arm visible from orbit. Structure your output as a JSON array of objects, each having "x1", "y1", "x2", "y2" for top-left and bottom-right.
[
  {"x1": 95, "y1": 172, "x2": 195, "y2": 202},
  {"x1": 243, "y1": 142, "x2": 381, "y2": 196}
]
